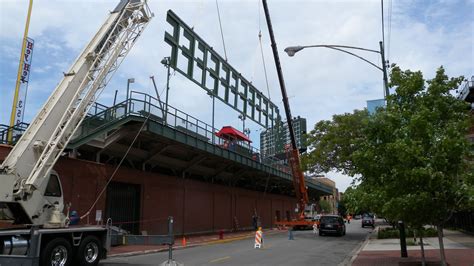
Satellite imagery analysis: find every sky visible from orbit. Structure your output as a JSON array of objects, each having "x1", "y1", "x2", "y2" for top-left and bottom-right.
[{"x1": 1, "y1": 0, "x2": 473, "y2": 192}]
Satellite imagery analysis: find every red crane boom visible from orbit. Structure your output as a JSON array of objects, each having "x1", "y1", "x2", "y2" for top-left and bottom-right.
[{"x1": 262, "y1": 0, "x2": 313, "y2": 227}]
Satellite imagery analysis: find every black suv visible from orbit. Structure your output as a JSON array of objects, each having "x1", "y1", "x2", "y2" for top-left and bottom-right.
[
  {"x1": 319, "y1": 215, "x2": 346, "y2": 236},
  {"x1": 361, "y1": 214, "x2": 375, "y2": 228}
]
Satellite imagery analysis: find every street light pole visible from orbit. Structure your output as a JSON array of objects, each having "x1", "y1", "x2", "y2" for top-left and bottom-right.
[
  {"x1": 207, "y1": 90, "x2": 216, "y2": 143},
  {"x1": 238, "y1": 114, "x2": 246, "y2": 132},
  {"x1": 161, "y1": 57, "x2": 171, "y2": 124},
  {"x1": 285, "y1": 43, "x2": 390, "y2": 98}
]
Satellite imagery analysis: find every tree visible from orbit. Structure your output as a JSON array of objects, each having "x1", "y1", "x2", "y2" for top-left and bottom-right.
[
  {"x1": 319, "y1": 200, "x2": 332, "y2": 214},
  {"x1": 304, "y1": 66, "x2": 473, "y2": 265},
  {"x1": 353, "y1": 66, "x2": 473, "y2": 265},
  {"x1": 302, "y1": 109, "x2": 369, "y2": 175},
  {"x1": 337, "y1": 199, "x2": 347, "y2": 217}
]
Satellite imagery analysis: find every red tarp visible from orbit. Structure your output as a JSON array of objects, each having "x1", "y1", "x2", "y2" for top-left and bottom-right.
[{"x1": 215, "y1": 126, "x2": 251, "y2": 143}]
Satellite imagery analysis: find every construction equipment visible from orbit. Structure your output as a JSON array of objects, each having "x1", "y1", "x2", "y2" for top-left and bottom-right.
[
  {"x1": 262, "y1": 0, "x2": 316, "y2": 229},
  {"x1": 0, "y1": 0, "x2": 151, "y2": 265}
]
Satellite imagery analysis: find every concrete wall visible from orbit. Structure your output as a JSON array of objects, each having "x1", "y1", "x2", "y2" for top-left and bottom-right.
[{"x1": 0, "y1": 145, "x2": 297, "y2": 235}]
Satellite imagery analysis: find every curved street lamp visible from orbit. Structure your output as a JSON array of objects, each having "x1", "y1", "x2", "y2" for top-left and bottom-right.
[{"x1": 284, "y1": 42, "x2": 390, "y2": 98}]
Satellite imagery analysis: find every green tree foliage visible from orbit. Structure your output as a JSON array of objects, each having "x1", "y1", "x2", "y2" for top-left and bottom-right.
[
  {"x1": 353, "y1": 66, "x2": 473, "y2": 228},
  {"x1": 303, "y1": 66, "x2": 473, "y2": 264},
  {"x1": 302, "y1": 110, "x2": 368, "y2": 175},
  {"x1": 302, "y1": 109, "x2": 369, "y2": 176},
  {"x1": 319, "y1": 200, "x2": 332, "y2": 213},
  {"x1": 337, "y1": 199, "x2": 347, "y2": 217}
]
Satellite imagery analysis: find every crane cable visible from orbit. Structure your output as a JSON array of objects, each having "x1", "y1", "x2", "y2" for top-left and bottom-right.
[
  {"x1": 387, "y1": 0, "x2": 393, "y2": 62},
  {"x1": 258, "y1": 1, "x2": 271, "y2": 101},
  {"x1": 80, "y1": 112, "x2": 152, "y2": 221},
  {"x1": 381, "y1": 0, "x2": 385, "y2": 48},
  {"x1": 381, "y1": 0, "x2": 393, "y2": 64},
  {"x1": 215, "y1": 0, "x2": 228, "y2": 61},
  {"x1": 257, "y1": 0, "x2": 272, "y2": 198}
]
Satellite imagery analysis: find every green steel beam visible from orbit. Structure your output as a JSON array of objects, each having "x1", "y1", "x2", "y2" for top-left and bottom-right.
[{"x1": 164, "y1": 10, "x2": 280, "y2": 129}]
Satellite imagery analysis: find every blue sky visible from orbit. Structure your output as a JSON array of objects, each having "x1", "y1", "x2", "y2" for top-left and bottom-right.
[{"x1": 1, "y1": 0, "x2": 472, "y2": 191}]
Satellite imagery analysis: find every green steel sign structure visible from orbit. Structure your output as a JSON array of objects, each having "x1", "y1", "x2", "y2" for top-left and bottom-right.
[{"x1": 164, "y1": 10, "x2": 280, "y2": 129}]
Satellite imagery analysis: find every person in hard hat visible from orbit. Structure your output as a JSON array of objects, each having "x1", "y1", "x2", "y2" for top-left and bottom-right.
[
  {"x1": 69, "y1": 210, "x2": 80, "y2": 225},
  {"x1": 252, "y1": 214, "x2": 258, "y2": 230}
]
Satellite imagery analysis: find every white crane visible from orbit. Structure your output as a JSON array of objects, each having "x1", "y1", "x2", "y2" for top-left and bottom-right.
[{"x1": 0, "y1": 0, "x2": 152, "y2": 229}]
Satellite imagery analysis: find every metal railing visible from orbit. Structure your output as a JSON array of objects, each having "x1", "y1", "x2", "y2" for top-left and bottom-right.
[
  {"x1": 0, "y1": 95, "x2": 332, "y2": 190},
  {"x1": 0, "y1": 122, "x2": 30, "y2": 145},
  {"x1": 76, "y1": 91, "x2": 290, "y2": 173}
]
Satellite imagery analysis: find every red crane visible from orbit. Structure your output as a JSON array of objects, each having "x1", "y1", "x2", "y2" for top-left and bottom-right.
[{"x1": 262, "y1": 0, "x2": 314, "y2": 228}]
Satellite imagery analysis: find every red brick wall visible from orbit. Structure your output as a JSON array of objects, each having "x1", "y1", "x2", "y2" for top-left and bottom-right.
[{"x1": 0, "y1": 146, "x2": 297, "y2": 234}]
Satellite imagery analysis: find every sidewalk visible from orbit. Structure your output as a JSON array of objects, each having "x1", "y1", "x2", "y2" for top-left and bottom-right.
[
  {"x1": 352, "y1": 227, "x2": 474, "y2": 266},
  {"x1": 108, "y1": 228, "x2": 283, "y2": 257}
]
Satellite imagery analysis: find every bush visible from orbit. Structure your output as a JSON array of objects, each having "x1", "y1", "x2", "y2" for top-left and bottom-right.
[
  {"x1": 378, "y1": 228, "x2": 400, "y2": 239},
  {"x1": 378, "y1": 227, "x2": 438, "y2": 239}
]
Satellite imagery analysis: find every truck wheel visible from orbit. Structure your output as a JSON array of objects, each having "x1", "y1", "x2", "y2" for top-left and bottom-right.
[
  {"x1": 40, "y1": 238, "x2": 72, "y2": 266},
  {"x1": 76, "y1": 235, "x2": 102, "y2": 266}
]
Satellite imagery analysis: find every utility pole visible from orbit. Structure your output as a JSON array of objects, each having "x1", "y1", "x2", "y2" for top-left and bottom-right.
[{"x1": 379, "y1": 41, "x2": 389, "y2": 98}]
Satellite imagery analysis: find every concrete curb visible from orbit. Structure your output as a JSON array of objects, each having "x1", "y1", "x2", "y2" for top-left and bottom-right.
[
  {"x1": 339, "y1": 226, "x2": 377, "y2": 266},
  {"x1": 108, "y1": 229, "x2": 284, "y2": 258}
]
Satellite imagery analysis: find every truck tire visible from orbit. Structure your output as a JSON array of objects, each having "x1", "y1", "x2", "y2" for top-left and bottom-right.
[
  {"x1": 76, "y1": 235, "x2": 102, "y2": 266},
  {"x1": 40, "y1": 237, "x2": 72, "y2": 266}
]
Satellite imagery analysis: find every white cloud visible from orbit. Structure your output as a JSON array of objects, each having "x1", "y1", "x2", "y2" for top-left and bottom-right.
[{"x1": 0, "y1": 0, "x2": 472, "y2": 192}]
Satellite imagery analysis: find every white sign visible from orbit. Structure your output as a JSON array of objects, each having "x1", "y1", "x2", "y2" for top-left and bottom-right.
[
  {"x1": 95, "y1": 210, "x2": 102, "y2": 223},
  {"x1": 16, "y1": 37, "x2": 34, "y2": 126}
]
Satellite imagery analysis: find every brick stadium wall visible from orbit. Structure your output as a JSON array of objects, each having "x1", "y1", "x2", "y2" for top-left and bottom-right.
[{"x1": 0, "y1": 145, "x2": 297, "y2": 235}]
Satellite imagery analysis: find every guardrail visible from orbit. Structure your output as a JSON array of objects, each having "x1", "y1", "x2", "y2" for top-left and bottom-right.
[
  {"x1": 0, "y1": 122, "x2": 30, "y2": 145},
  {"x1": 0, "y1": 92, "x2": 291, "y2": 174},
  {"x1": 77, "y1": 91, "x2": 290, "y2": 173},
  {"x1": 110, "y1": 216, "x2": 176, "y2": 263}
]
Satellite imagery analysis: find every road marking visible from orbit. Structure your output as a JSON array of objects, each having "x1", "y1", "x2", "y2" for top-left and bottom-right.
[{"x1": 210, "y1": 256, "x2": 231, "y2": 263}]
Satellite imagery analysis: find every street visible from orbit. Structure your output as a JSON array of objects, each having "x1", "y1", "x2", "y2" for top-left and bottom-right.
[{"x1": 101, "y1": 220, "x2": 373, "y2": 266}]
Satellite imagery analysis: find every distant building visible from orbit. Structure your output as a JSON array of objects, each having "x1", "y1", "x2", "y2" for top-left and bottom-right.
[
  {"x1": 309, "y1": 176, "x2": 339, "y2": 214},
  {"x1": 260, "y1": 116, "x2": 307, "y2": 160},
  {"x1": 366, "y1": 99, "x2": 386, "y2": 115},
  {"x1": 458, "y1": 77, "x2": 474, "y2": 142}
]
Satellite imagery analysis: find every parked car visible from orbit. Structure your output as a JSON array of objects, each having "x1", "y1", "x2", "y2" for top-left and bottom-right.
[
  {"x1": 319, "y1": 215, "x2": 346, "y2": 236},
  {"x1": 361, "y1": 214, "x2": 375, "y2": 228}
]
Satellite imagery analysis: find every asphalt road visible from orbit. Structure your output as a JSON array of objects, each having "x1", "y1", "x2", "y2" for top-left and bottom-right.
[{"x1": 100, "y1": 219, "x2": 373, "y2": 266}]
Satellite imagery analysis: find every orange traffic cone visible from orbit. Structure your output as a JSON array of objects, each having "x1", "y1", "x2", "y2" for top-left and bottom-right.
[{"x1": 182, "y1": 236, "x2": 187, "y2": 247}]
